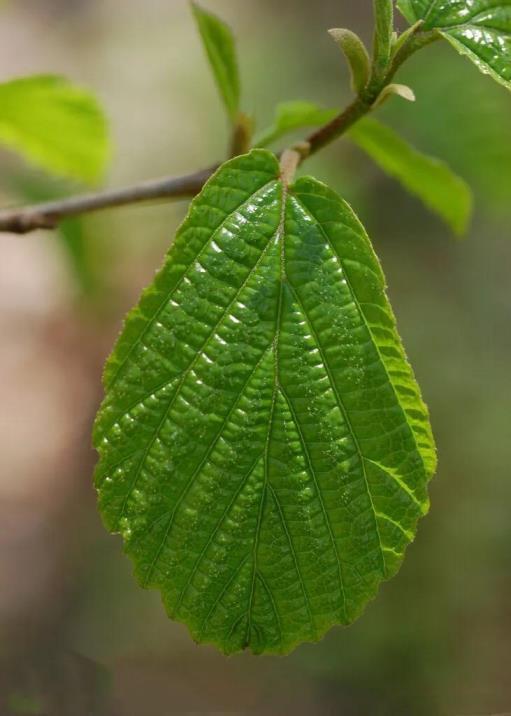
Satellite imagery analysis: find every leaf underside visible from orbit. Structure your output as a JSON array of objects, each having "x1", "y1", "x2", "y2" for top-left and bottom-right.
[
  {"x1": 398, "y1": 0, "x2": 511, "y2": 90},
  {"x1": 94, "y1": 150, "x2": 436, "y2": 655}
]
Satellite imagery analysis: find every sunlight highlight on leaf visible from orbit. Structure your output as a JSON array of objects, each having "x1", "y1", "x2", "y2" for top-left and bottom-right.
[{"x1": 397, "y1": 0, "x2": 511, "y2": 91}]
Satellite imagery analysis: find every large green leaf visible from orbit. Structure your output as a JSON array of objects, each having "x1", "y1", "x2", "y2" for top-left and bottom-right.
[
  {"x1": 192, "y1": 3, "x2": 240, "y2": 121},
  {"x1": 348, "y1": 118, "x2": 473, "y2": 235},
  {"x1": 94, "y1": 150, "x2": 436, "y2": 655},
  {"x1": 0, "y1": 75, "x2": 109, "y2": 184},
  {"x1": 397, "y1": 0, "x2": 511, "y2": 90}
]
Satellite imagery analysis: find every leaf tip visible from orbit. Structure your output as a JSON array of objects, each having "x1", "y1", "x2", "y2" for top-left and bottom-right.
[{"x1": 373, "y1": 82, "x2": 416, "y2": 108}]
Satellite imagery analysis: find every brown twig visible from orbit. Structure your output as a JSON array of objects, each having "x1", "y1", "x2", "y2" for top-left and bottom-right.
[
  {"x1": 0, "y1": 98, "x2": 364, "y2": 235},
  {"x1": 0, "y1": 29, "x2": 439, "y2": 236},
  {"x1": 0, "y1": 166, "x2": 216, "y2": 234}
]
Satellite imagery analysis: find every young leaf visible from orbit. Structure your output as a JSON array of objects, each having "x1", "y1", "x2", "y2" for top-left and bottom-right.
[
  {"x1": 0, "y1": 75, "x2": 109, "y2": 184},
  {"x1": 349, "y1": 118, "x2": 472, "y2": 235},
  {"x1": 94, "y1": 149, "x2": 436, "y2": 656},
  {"x1": 254, "y1": 101, "x2": 338, "y2": 148},
  {"x1": 373, "y1": 82, "x2": 416, "y2": 107},
  {"x1": 328, "y1": 28, "x2": 371, "y2": 95},
  {"x1": 397, "y1": 0, "x2": 511, "y2": 90},
  {"x1": 192, "y1": 3, "x2": 240, "y2": 121}
]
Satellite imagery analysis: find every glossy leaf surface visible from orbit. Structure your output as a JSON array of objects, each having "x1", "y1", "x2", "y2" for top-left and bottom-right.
[
  {"x1": 398, "y1": 0, "x2": 511, "y2": 90},
  {"x1": 0, "y1": 75, "x2": 109, "y2": 184},
  {"x1": 94, "y1": 150, "x2": 436, "y2": 655},
  {"x1": 349, "y1": 118, "x2": 472, "y2": 234},
  {"x1": 192, "y1": 3, "x2": 240, "y2": 121}
]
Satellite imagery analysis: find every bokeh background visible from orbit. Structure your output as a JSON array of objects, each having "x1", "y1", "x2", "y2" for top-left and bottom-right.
[{"x1": 1, "y1": 1, "x2": 510, "y2": 714}]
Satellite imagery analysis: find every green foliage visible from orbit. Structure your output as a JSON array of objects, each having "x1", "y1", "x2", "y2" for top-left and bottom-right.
[
  {"x1": 373, "y1": 82, "x2": 416, "y2": 106},
  {"x1": 349, "y1": 117, "x2": 473, "y2": 234},
  {"x1": 329, "y1": 28, "x2": 371, "y2": 95},
  {"x1": 254, "y1": 102, "x2": 338, "y2": 148},
  {"x1": 397, "y1": 0, "x2": 511, "y2": 90},
  {"x1": 385, "y1": 45, "x2": 511, "y2": 213},
  {"x1": 94, "y1": 150, "x2": 436, "y2": 655},
  {"x1": 0, "y1": 75, "x2": 109, "y2": 184},
  {"x1": 192, "y1": 3, "x2": 240, "y2": 121}
]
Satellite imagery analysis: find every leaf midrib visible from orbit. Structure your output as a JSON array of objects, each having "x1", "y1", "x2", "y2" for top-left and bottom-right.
[
  {"x1": 112, "y1": 180, "x2": 280, "y2": 527},
  {"x1": 246, "y1": 174, "x2": 288, "y2": 645},
  {"x1": 105, "y1": 176, "x2": 277, "y2": 391}
]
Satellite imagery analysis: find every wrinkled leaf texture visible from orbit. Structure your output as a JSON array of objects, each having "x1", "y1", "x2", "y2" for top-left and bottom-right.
[
  {"x1": 398, "y1": 0, "x2": 511, "y2": 90},
  {"x1": 94, "y1": 150, "x2": 436, "y2": 655}
]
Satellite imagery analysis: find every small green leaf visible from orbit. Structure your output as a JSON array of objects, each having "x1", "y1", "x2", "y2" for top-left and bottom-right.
[
  {"x1": 373, "y1": 82, "x2": 416, "y2": 107},
  {"x1": 397, "y1": 0, "x2": 511, "y2": 91},
  {"x1": 391, "y1": 19, "x2": 424, "y2": 55},
  {"x1": 328, "y1": 28, "x2": 371, "y2": 94},
  {"x1": 349, "y1": 117, "x2": 472, "y2": 235},
  {"x1": 94, "y1": 149, "x2": 436, "y2": 655},
  {"x1": 0, "y1": 75, "x2": 109, "y2": 184},
  {"x1": 192, "y1": 2, "x2": 240, "y2": 121},
  {"x1": 254, "y1": 101, "x2": 338, "y2": 148}
]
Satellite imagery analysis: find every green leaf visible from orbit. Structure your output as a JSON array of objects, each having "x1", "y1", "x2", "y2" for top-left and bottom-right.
[
  {"x1": 397, "y1": 0, "x2": 511, "y2": 90},
  {"x1": 94, "y1": 149, "x2": 436, "y2": 655},
  {"x1": 328, "y1": 28, "x2": 371, "y2": 95},
  {"x1": 192, "y1": 2, "x2": 240, "y2": 121},
  {"x1": 254, "y1": 101, "x2": 338, "y2": 148},
  {"x1": 349, "y1": 118, "x2": 472, "y2": 235},
  {"x1": 0, "y1": 75, "x2": 109, "y2": 184},
  {"x1": 373, "y1": 82, "x2": 416, "y2": 107}
]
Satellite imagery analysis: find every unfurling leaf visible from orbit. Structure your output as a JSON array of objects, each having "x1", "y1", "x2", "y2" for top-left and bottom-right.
[
  {"x1": 349, "y1": 118, "x2": 472, "y2": 235},
  {"x1": 254, "y1": 101, "x2": 337, "y2": 148},
  {"x1": 94, "y1": 150, "x2": 436, "y2": 655},
  {"x1": 0, "y1": 75, "x2": 109, "y2": 184},
  {"x1": 397, "y1": 0, "x2": 511, "y2": 91},
  {"x1": 373, "y1": 82, "x2": 416, "y2": 107},
  {"x1": 192, "y1": 2, "x2": 240, "y2": 121},
  {"x1": 328, "y1": 28, "x2": 371, "y2": 94}
]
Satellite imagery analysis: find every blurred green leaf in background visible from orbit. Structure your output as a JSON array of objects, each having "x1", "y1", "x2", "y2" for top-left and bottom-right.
[
  {"x1": 0, "y1": 74, "x2": 109, "y2": 184},
  {"x1": 192, "y1": 3, "x2": 240, "y2": 122},
  {"x1": 254, "y1": 100, "x2": 337, "y2": 147},
  {"x1": 348, "y1": 117, "x2": 473, "y2": 235}
]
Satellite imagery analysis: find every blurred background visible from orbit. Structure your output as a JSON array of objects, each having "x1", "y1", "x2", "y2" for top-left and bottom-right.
[{"x1": 0, "y1": 1, "x2": 510, "y2": 714}]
